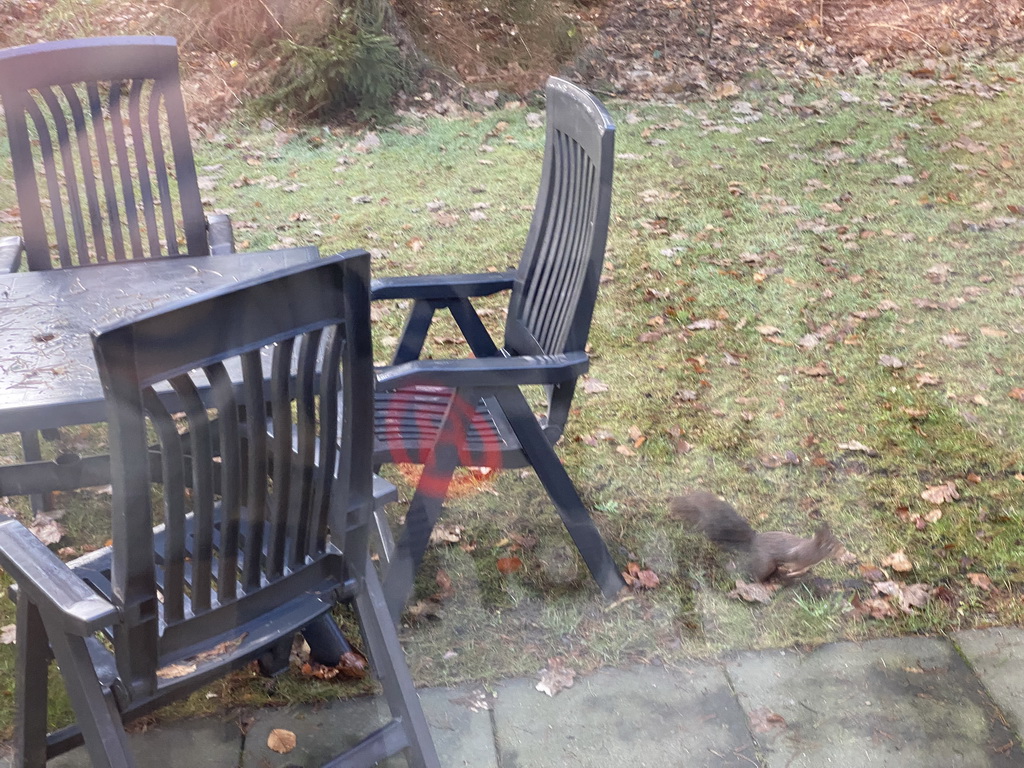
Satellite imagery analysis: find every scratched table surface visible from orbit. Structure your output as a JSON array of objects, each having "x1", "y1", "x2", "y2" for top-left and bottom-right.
[{"x1": 0, "y1": 246, "x2": 321, "y2": 434}]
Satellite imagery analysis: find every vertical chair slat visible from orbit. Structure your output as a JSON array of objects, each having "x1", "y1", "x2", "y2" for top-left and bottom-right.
[
  {"x1": 38, "y1": 86, "x2": 92, "y2": 263},
  {"x1": 205, "y1": 362, "x2": 242, "y2": 602},
  {"x1": 267, "y1": 338, "x2": 294, "y2": 579},
  {"x1": 108, "y1": 82, "x2": 144, "y2": 260},
  {"x1": 169, "y1": 374, "x2": 214, "y2": 612},
  {"x1": 25, "y1": 97, "x2": 71, "y2": 267},
  {"x1": 148, "y1": 83, "x2": 180, "y2": 257},
  {"x1": 128, "y1": 78, "x2": 161, "y2": 258},
  {"x1": 142, "y1": 389, "x2": 188, "y2": 623},
  {"x1": 313, "y1": 327, "x2": 344, "y2": 555},
  {"x1": 241, "y1": 350, "x2": 269, "y2": 591},
  {"x1": 87, "y1": 82, "x2": 124, "y2": 263},
  {"x1": 60, "y1": 83, "x2": 106, "y2": 263},
  {"x1": 292, "y1": 331, "x2": 321, "y2": 566}
]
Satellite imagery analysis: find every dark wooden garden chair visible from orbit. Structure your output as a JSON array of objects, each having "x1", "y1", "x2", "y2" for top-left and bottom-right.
[
  {"x1": 0, "y1": 36, "x2": 234, "y2": 509},
  {"x1": 0, "y1": 252, "x2": 440, "y2": 768},
  {"x1": 371, "y1": 77, "x2": 626, "y2": 618}
]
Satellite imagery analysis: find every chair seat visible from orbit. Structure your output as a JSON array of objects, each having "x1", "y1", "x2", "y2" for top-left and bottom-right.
[{"x1": 374, "y1": 385, "x2": 534, "y2": 469}]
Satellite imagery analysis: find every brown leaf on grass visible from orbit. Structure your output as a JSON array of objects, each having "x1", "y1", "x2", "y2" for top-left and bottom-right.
[
  {"x1": 858, "y1": 563, "x2": 887, "y2": 582},
  {"x1": 536, "y1": 658, "x2": 576, "y2": 697},
  {"x1": 1010, "y1": 388, "x2": 1024, "y2": 401},
  {"x1": 622, "y1": 562, "x2": 660, "y2": 590},
  {"x1": 496, "y1": 556, "x2": 523, "y2": 575},
  {"x1": 881, "y1": 551, "x2": 913, "y2": 572},
  {"x1": 939, "y1": 333, "x2": 969, "y2": 349},
  {"x1": 756, "y1": 325, "x2": 782, "y2": 336},
  {"x1": 980, "y1": 327, "x2": 1008, "y2": 339},
  {"x1": 797, "y1": 362, "x2": 830, "y2": 377},
  {"x1": 916, "y1": 372, "x2": 942, "y2": 387},
  {"x1": 582, "y1": 377, "x2": 609, "y2": 394},
  {"x1": 0, "y1": 624, "x2": 16, "y2": 645},
  {"x1": 874, "y1": 580, "x2": 930, "y2": 613},
  {"x1": 748, "y1": 707, "x2": 787, "y2": 733},
  {"x1": 878, "y1": 354, "x2": 904, "y2": 369},
  {"x1": 435, "y1": 569, "x2": 455, "y2": 601},
  {"x1": 267, "y1": 729, "x2": 297, "y2": 754},
  {"x1": 687, "y1": 318, "x2": 720, "y2": 331},
  {"x1": 921, "y1": 481, "x2": 959, "y2": 505},
  {"x1": 728, "y1": 579, "x2": 779, "y2": 604},
  {"x1": 851, "y1": 594, "x2": 898, "y2": 619},
  {"x1": 405, "y1": 600, "x2": 441, "y2": 621},
  {"x1": 838, "y1": 440, "x2": 876, "y2": 455},
  {"x1": 28, "y1": 515, "x2": 66, "y2": 546},
  {"x1": 967, "y1": 572, "x2": 993, "y2": 591},
  {"x1": 429, "y1": 524, "x2": 463, "y2": 545}
]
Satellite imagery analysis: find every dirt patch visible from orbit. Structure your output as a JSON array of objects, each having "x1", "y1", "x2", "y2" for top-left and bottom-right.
[
  {"x1": 2, "y1": 0, "x2": 1023, "y2": 120},
  {"x1": 584, "y1": 0, "x2": 1024, "y2": 98}
]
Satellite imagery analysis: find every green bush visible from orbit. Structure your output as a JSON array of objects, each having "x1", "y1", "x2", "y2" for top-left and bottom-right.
[{"x1": 260, "y1": 0, "x2": 414, "y2": 122}]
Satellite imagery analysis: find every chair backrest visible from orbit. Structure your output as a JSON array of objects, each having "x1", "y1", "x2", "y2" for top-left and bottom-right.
[
  {"x1": 503, "y1": 78, "x2": 614, "y2": 428},
  {"x1": 504, "y1": 78, "x2": 614, "y2": 359},
  {"x1": 0, "y1": 36, "x2": 208, "y2": 270},
  {"x1": 90, "y1": 251, "x2": 374, "y2": 696}
]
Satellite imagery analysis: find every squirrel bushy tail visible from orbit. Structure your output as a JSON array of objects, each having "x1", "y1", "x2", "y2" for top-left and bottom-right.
[{"x1": 670, "y1": 490, "x2": 841, "y2": 582}]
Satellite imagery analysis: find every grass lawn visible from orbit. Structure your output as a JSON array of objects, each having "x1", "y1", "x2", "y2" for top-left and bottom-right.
[{"x1": 1, "y1": 59, "x2": 1024, "y2": 730}]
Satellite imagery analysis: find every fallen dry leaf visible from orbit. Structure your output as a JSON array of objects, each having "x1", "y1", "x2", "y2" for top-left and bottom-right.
[
  {"x1": 536, "y1": 658, "x2": 576, "y2": 697},
  {"x1": 878, "y1": 354, "x2": 904, "y2": 369},
  {"x1": 582, "y1": 377, "x2": 609, "y2": 394},
  {"x1": 967, "y1": 572, "x2": 993, "y2": 591},
  {"x1": 156, "y1": 662, "x2": 197, "y2": 680},
  {"x1": 496, "y1": 556, "x2": 523, "y2": 575},
  {"x1": 851, "y1": 594, "x2": 898, "y2": 619},
  {"x1": 28, "y1": 514, "x2": 66, "y2": 546},
  {"x1": 622, "y1": 562, "x2": 660, "y2": 590},
  {"x1": 756, "y1": 325, "x2": 782, "y2": 336},
  {"x1": 267, "y1": 728, "x2": 297, "y2": 754},
  {"x1": 748, "y1": 707, "x2": 787, "y2": 733},
  {"x1": 0, "y1": 624, "x2": 16, "y2": 644},
  {"x1": 881, "y1": 551, "x2": 913, "y2": 572},
  {"x1": 728, "y1": 579, "x2": 779, "y2": 604},
  {"x1": 429, "y1": 524, "x2": 462, "y2": 545},
  {"x1": 921, "y1": 481, "x2": 959, "y2": 505}
]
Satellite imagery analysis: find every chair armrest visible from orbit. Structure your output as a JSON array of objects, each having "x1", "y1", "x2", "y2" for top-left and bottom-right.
[
  {"x1": 0, "y1": 235, "x2": 24, "y2": 273},
  {"x1": 0, "y1": 516, "x2": 118, "y2": 634},
  {"x1": 206, "y1": 213, "x2": 235, "y2": 255},
  {"x1": 371, "y1": 271, "x2": 515, "y2": 301},
  {"x1": 376, "y1": 351, "x2": 589, "y2": 390}
]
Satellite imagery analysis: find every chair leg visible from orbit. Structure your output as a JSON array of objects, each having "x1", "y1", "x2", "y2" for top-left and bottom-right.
[
  {"x1": 46, "y1": 630, "x2": 135, "y2": 768},
  {"x1": 354, "y1": 564, "x2": 440, "y2": 768},
  {"x1": 19, "y1": 430, "x2": 50, "y2": 514},
  {"x1": 383, "y1": 452, "x2": 457, "y2": 622},
  {"x1": 498, "y1": 392, "x2": 626, "y2": 599},
  {"x1": 14, "y1": 597, "x2": 50, "y2": 768}
]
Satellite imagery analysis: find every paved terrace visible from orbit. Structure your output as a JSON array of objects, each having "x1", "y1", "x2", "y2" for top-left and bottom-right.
[{"x1": 27, "y1": 626, "x2": 1024, "y2": 767}]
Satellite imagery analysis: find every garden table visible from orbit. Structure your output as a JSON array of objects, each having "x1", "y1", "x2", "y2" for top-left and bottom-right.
[
  {"x1": 0, "y1": 246, "x2": 323, "y2": 434},
  {"x1": 0, "y1": 246, "x2": 324, "y2": 496}
]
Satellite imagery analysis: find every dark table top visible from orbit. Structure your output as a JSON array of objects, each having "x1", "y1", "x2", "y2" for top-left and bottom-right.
[{"x1": 0, "y1": 247, "x2": 321, "y2": 433}]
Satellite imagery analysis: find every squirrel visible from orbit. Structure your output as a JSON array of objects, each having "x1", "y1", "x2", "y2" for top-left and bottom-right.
[{"x1": 670, "y1": 491, "x2": 841, "y2": 582}]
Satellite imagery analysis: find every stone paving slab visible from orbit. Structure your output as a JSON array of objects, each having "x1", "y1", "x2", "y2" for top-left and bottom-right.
[
  {"x1": 47, "y1": 717, "x2": 243, "y2": 767},
  {"x1": 241, "y1": 685, "x2": 497, "y2": 767},
  {"x1": 955, "y1": 627, "x2": 1024, "y2": 737},
  {"x1": 725, "y1": 637, "x2": 1024, "y2": 768},
  {"x1": 492, "y1": 663, "x2": 756, "y2": 767}
]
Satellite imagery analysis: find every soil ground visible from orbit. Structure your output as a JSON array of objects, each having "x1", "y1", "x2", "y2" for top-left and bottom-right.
[{"x1": 2, "y1": 0, "x2": 1023, "y2": 120}]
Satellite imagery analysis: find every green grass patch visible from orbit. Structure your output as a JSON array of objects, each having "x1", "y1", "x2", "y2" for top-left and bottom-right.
[{"x1": 2, "y1": 60, "x2": 1024, "y2": 729}]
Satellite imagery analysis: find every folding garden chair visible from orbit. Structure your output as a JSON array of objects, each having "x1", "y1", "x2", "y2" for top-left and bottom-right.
[
  {"x1": 371, "y1": 77, "x2": 626, "y2": 618},
  {"x1": 0, "y1": 36, "x2": 234, "y2": 510},
  {"x1": 0, "y1": 252, "x2": 439, "y2": 768}
]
